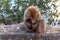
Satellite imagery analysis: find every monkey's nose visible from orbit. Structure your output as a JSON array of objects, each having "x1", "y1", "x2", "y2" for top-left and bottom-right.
[{"x1": 32, "y1": 20, "x2": 35, "y2": 23}]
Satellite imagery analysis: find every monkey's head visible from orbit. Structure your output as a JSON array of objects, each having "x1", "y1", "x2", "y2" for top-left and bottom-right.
[{"x1": 24, "y1": 6, "x2": 42, "y2": 23}]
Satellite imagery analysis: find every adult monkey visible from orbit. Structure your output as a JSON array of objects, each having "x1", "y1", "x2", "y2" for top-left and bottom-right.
[{"x1": 23, "y1": 6, "x2": 46, "y2": 39}]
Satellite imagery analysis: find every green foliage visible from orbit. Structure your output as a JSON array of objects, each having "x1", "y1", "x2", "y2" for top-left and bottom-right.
[
  {"x1": 58, "y1": 20, "x2": 60, "y2": 24},
  {"x1": 0, "y1": 0, "x2": 59, "y2": 25},
  {"x1": 0, "y1": 16, "x2": 2, "y2": 21},
  {"x1": 48, "y1": 18, "x2": 54, "y2": 24}
]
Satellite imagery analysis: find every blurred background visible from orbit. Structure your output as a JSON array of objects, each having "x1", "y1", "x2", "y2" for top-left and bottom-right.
[{"x1": 0, "y1": 0, "x2": 60, "y2": 25}]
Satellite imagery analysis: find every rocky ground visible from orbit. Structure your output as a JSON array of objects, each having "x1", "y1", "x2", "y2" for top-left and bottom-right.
[{"x1": 0, "y1": 23, "x2": 60, "y2": 40}]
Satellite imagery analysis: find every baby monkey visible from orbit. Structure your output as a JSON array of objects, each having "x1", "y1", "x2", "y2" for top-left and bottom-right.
[{"x1": 24, "y1": 6, "x2": 46, "y2": 39}]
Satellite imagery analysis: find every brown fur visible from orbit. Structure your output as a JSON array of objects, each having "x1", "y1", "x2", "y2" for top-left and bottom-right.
[{"x1": 24, "y1": 6, "x2": 46, "y2": 39}]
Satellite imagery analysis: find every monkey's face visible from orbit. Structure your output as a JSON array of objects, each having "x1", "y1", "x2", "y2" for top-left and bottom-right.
[
  {"x1": 25, "y1": 6, "x2": 40, "y2": 24},
  {"x1": 30, "y1": 17, "x2": 36, "y2": 23},
  {"x1": 26, "y1": 18, "x2": 36, "y2": 24},
  {"x1": 28, "y1": 7, "x2": 39, "y2": 23},
  {"x1": 26, "y1": 17, "x2": 37, "y2": 24}
]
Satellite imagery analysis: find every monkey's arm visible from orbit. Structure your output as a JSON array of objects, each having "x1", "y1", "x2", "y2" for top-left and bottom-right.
[
  {"x1": 38, "y1": 19, "x2": 46, "y2": 33},
  {"x1": 35, "y1": 19, "x2": 46, "y2": 38}
]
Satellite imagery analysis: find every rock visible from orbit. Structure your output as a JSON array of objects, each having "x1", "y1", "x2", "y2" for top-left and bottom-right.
[{"x1": 0, "y1": 23, "x2": 60, "y2": 40}]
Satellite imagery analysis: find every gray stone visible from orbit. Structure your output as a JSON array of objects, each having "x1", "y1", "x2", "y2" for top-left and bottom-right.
[{"x1": 0, "y1": 23, "x2": 60, "y2": 40}]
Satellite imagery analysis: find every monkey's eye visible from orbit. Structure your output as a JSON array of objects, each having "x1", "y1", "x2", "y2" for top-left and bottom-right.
[
  {"x1": 28, "y1": 19, "x2": 30, "y2": 21},
  {"x1": 26, "y1": 19, "x2": 31, "y2": 22}
]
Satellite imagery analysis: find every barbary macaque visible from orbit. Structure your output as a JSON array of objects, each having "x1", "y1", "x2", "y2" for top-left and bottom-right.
[{"x1": 23, "y1": 6, "x2": 46, "y2": 39}]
